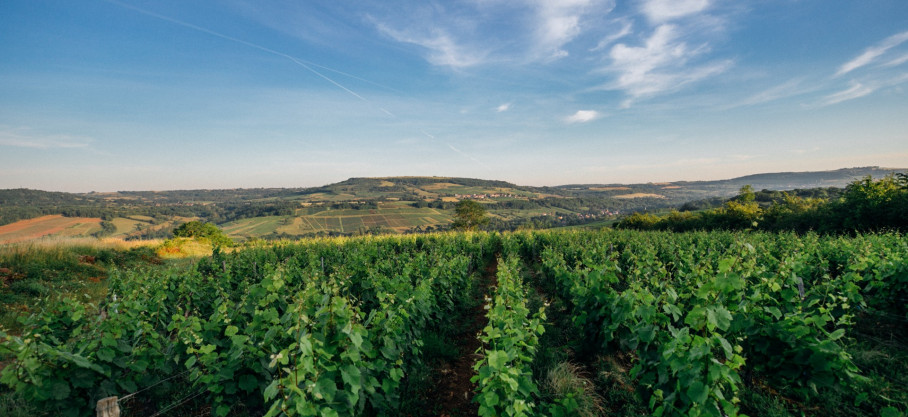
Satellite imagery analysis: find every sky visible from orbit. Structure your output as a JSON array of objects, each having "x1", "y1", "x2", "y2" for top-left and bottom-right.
[{"x1": 1, "y1": 0, "x2": 907, "y2": 192}]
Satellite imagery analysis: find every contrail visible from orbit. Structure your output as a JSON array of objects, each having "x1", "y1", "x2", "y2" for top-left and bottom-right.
[
  {"x1": 447, "y1": 143, "x2": 491, "y2": 171},
  {"x1": 420, "y1": 129, "x2": 488, "y2": 170},
  {"x1": 102, "y1": 0, "x2": 375, "y2": 105},
  {"x1": 102, "y1": 0, "x2": 488, "y2": 171}
]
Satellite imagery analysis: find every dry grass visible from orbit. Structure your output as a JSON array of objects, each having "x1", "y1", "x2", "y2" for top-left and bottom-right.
[
  {"x1": 155, "y1": 238, "x2": 215, "y2": 259},
  {"x1": 613, "y1": 193, "x2": 666, "y2": 199},
  {"x1": 544, "y1": 362, "x2": 605, "y2": 417},
  {"x1": 0, "y1": 236, "x2": 162, "y2": 252},
  {"x1": 421, "y1": 182, "x2": 461, "y2": 190},
  {"x1": 589, "y1": 187, "x2": 630, "y2": 191}
]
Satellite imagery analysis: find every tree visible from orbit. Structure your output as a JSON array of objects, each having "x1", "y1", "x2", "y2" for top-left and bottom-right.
[
  {"x1": 173, "y1": 221, "x2": 233, "y2": 246},
  {"x1": 451, "y1": 199, "x2": 489, "y2": 231},
  {"x1": 736, "y1": 184, "x2": 756, "y2": 204}
]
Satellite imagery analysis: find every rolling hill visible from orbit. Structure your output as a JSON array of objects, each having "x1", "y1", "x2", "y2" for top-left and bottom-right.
[{"x1": 0, "y1": 166, "x2": 903, "y2": 243}]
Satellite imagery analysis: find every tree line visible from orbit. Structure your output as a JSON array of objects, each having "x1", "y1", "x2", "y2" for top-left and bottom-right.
[{"x1": 617, "y1": 175, "x2": 908, "y2": 234}]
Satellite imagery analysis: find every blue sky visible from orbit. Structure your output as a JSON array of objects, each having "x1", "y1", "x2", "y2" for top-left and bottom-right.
[{"x1": 1, "y1": 0, "x2": 907, "y2": 192}]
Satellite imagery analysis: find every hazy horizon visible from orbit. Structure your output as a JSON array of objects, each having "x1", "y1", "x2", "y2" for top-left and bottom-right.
[
  {"x1": 2, "y1": 1, "x2": 907, "y2": 193},
  {"x1": 2, "y1": 166, "x2": 903, "y2": 195}
]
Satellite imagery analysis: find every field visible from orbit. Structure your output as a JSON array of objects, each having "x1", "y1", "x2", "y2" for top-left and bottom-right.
[
  {"x1": 220, "y1": 206, "x2": 453, "y2": 239},
  {"x1": 1, "y1": 229, "x2": 904, "y2": 417},
  {"x1": 613, "y1": 193, "x2": 666, "y2": 199},
  {"x1": 0, "y1": 215, "x2": 102, "y2": 245}
]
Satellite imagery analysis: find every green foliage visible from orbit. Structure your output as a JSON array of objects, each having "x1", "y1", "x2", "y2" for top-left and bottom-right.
[
  {"x1": 618, "y1": 176, "x2": 908, "y2": 233},
  {"x1": 172, "y1": 221, "x2": 233, "y2": 246},
  {"x1": 451, "y1": 200, "x2": 490, "y2": 231},
  {"x1": 0, "y1": 244, "x2": 161, "y2": 331},
  {"x1": 1, "y1": 233, "x2": 493, "y2": 416},
  {"x1": 1, "y1": 229, "x2": 904, "y2": 416},
  {"x1": 472, "y1": 255, "x2": 545, "y2": 417},
  {"x1": 533, "y1": 229, "x2": 905, "y2": 417},
  {"x1": 615, "y1": 212, "x2": 662, "y2": 230},
  {"x1": 92, "y1": 221, "x2": 117, "y2": 238}
]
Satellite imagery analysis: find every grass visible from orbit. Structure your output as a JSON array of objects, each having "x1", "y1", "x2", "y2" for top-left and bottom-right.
[
  {"x1": 0, "y1": 238, "x2": 163, "y2": 332},
  {"x1": 0, "y1": 390, "x2": 37, "y2": 417},
  {"x1": 155, "y1": 237, "x2": 220, "y2": 259},
  {"x1": 542, "y1": 362, "x2": 605, "y2": 417}
]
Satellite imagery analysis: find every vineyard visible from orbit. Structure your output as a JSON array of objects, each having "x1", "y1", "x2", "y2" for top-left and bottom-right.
[{"x1": 1, "y1": 230, "x2": 906, "y2": 416}]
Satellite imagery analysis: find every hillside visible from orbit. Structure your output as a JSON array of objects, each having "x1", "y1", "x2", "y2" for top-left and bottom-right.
[
  {"x1": 558, "y1": 166, "x2": 906, "y2": 201},
  {"x1": 0, "y1": 167, "x2": 904, "y2": 243}
]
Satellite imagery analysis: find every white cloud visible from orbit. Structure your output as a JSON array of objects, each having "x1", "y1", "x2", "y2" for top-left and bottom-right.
[
  {"x1": 640, "y1": 0, "x2": 711, "y2": 23},
  {"x1": 591, "y1": 19, "x2": 633, "y2": 51},
  {"x1": 607, "y1": 24, "x2": 731, "y2": 103},
  {"x1": 732, "y1": 79, "x2": 809, "y2": 108},
  {"x1": 883, "y1": 52, "x2": 908, "y2": 68},
  {"x1": 496, "y1": 103, "x2": 511, "y2": 112},
  {"x1": 816, "y1": 73, "x2": 908, "y2": 107},
  {"x1": 836, "y1": 31, "x2": 908, "y2": 76},
  {"x1": 565, "y1": 110, "x2": 599, "y2": 123},
  {"x1": 370, "y1": 0, "x2": 616, "y2": 66},
  {"x1": 0, "y1": 127, "x2": 92, "y2": 149},
  {"x1": 822, "y1": 82, "x2": 875, "y2": 106},
  {"x1": 531, "y1": 0, "x2": 607, "y2": 60},
  {"x1": 373, "y1": 22, "x2": 487, "y2": 68}
]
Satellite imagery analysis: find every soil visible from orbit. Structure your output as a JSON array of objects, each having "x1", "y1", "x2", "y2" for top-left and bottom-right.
[{"x1": 425, "y1": 257, "x2": 498, "y2": 417}]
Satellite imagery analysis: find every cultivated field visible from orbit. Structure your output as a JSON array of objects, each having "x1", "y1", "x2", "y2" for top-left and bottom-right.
[
  {"x1": 1, "y1": 230, "x2": 904, "y2": 417},
  {"x1": 0, "y1": 215, "x2": 101, "y2": 244}
]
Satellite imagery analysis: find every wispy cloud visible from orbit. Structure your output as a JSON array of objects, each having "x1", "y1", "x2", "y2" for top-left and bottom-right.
[
  {"x1": 373, "y1": 21, "x2": 487, "y2": 68},
  {"x1": 591, "y1": 19, "x2": 632, "y2": 51},
  {"x1": 731, "y1": 78, "x2": 810, "y2": 108},
  {"x1": 0, "y1": 127, "x2": 92, "y2": 149},
  {"x1": 530, "y1": 0, "x2": 609, "y2": 60},
  {"x1": 821, "y1": 82, "x2": 875, "y2": 106},
  {"x1": 835, "y1": 30, "x2": 908, "y2": 76},
  {"x1": 606, "y1": 24, "x2": 731, "y2": 105},
  {"x1": 883, "y1": 52, "x2": 908, "y2": 68},
  {"x1": 565, "y1": 110, "x2": 599, "y2": 123},
  {"x1": 789, "y1": 147, "x2": 820, "y2": 155},
  {"x1": 369, "y1": 0, "x2": 616, "y2": 67},
  {"x1": 818, "y1": 73, "x2": 908, "y2": 107},
  {"x1": 496, "y1": 103, "x2": 511, "y2": 112},
  {"x1": 640, "y1": 0, "x2": 711, "y2": 23}
]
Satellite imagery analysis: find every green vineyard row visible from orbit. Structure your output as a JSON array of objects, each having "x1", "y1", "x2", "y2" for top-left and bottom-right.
[{"x1": 1, "y1": 229, "x2": 905, "y2": 416}]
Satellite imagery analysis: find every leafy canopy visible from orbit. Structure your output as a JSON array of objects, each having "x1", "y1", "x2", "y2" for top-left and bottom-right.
[
  {"x1": 173, "y1": 221, "x2": 233, "y2": 246},
  {"x1": 451, "y1": 199, "x2": 490, "y2": 231}
]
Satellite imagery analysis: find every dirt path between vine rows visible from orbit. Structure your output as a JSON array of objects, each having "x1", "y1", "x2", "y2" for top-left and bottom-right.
[{"x1": 427, "y1": 256, "x2": 498, "y2": 417}]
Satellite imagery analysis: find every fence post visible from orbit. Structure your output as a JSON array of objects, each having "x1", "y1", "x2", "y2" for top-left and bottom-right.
[{"x1": 96, "y1": 396, "x2": 120, "y2": 417}]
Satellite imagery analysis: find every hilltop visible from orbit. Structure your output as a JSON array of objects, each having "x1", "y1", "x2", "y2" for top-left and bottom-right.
[{"x1": 0, "y1": 166, "x2": 904, "y2": 243}]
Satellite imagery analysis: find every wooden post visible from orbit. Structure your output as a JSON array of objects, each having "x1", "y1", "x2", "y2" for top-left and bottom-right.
[{"x1": 96, "y1": 396, "x2": 120, "y2": 417}]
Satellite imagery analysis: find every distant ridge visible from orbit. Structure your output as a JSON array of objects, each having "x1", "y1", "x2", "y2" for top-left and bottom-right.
[
  {"x1": 2, "y1": 166, "x2": 905, "y2": 242},
  {"x1": 709, "y1": 166, "x2": 906, "y2": 189},
  {"x1": 557, "y1": 166, "x2": 906, "y2": 193},
  {"x1": 3, "y1": 167, "x2": 904, "y2": 196}
]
